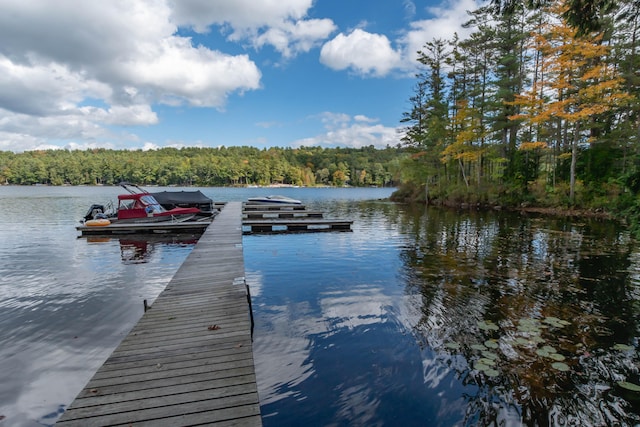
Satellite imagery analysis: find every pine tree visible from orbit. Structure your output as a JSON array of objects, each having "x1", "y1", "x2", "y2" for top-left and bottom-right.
[{"x1": 510, "y1": 0, "x2": 630, "y2": 203}]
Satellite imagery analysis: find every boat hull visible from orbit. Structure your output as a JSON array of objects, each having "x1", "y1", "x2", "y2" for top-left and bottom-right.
[{"x1": 246, "y1": 195, "x2": 302, "y2": 205}]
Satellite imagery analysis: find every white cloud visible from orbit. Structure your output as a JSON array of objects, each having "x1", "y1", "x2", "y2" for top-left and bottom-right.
[
  {"x1": 254, "y1": 19, "x2": 337, "y2": 58},
  {"x1": 292, "y1": 112, "x2": 402, "y2": 149},
  {"x1": 100, "y1": 105, "x2": 159, "y2": 126},
  {"x1": 318, "y1": 0, "x2": 480, "y2": 77},
  {"x1": 124, "y1": 37, "x2": 261, "y2": 107},
  {"x1": 0, "y1": 0, "x2": 481, "y2": 152},
  {"x1": 65, "y1": 142, "x2": 117, "y2": 151},
  {"x1": 0, "y1": 56, "x2": 111, "y2": 116},
  {"x1": 141, "y1": 142, "x2": 161, "y2": 151},
  {"x1": 170, "y1": 0, "x2": 314, "y2": 31},
  {"x1": 404, "y1": 0, "x2": 417, "y2": 18},
  {"x1": 0, "y1": 131, "x2": 42, "y2": 152},
  {"x1": 354, "y1": 115, "x2": 377, "y2": 123},
  {"x1": 398, "y1": 0, "x2": 478, "y2": 68},
  {"x1": 0, "y1": 0, "x2": 262, "y2": 151},
  {"x1": 320, "y1": 29, "x2": 402, "y2": 77},
  {"x1": 170, "y1": 0, "x2": 336, "y2": 57}
]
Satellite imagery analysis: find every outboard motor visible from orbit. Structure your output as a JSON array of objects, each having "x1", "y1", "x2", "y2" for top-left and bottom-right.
[{"x1": 83, "y1": 204, "x2": 105, "y2": 221}]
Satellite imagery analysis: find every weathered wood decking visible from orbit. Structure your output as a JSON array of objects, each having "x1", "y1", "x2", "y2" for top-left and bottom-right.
[
  {"x1": 242, "y1": 202, "x2": 306, "y2": 211},
  {"x1": 241, "y1": 203, "x2": 352, "y2": 233},
  {"x1": 76, "y1": 218, "x2": 212, "y2": 235},
  {"x1": 57, "y1": 202, "x2": 262, "y2": 426},
  {"x1": 243, "y1": 209, "x2": 324, "y2": 219},
  {"x1": 242, "y1": 218, "x2": 353, "y2": 233}
]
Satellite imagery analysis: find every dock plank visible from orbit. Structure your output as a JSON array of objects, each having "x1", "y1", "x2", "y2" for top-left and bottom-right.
[
  {"x1": 57, "y1": 202, "x2": 262, "y2": 427},
  {"x1": 243, "y1": 210, "x2": 324, "y2": 219},
  {"x1": 242, "y1": 202, "x2": 306, "y2": 211},
  {"x1": 243, "y1": 218, "x2": 353, "y2": 233}
]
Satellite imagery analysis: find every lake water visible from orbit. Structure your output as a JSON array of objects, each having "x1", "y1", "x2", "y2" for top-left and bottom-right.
[{"x1": 0, "y1": 186, "x2": 639, "y2": 426}]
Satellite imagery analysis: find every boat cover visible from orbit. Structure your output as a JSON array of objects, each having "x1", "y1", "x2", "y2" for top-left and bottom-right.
[{"x1": 151, "y1": 191, "x2": 213, "y2": 209}]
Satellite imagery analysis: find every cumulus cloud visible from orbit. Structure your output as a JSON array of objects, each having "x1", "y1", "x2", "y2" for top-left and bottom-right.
[
  {"x1": 404, "y1": 0, "x2": 417, "y2": 18},
  {"x1": 320, "y1": 29, "x2": 402, "y2": 77},
  {"x1": 99, "y1": 105, "x2": 159, "y2": 126},
  {"x1": 254, "y1": 18, "x2": 337, "y2": 58},
  {"x1": 292, "y1": 112, "x2": 402, "y2": 149},
  {"x1": 0, "y1": 0, "x2": 262, "y2": 151},
  {"x1": 398, "y1": 0, "x2": 478, "y2": 67},
  {"x1": 170, "y1": 0, "x2": 313, "y2": 31},
  {"x1": 170, "y1": 0, "x2": 336, "y2": 57},
  {"x1": 0, "y1": 0, "x2": 481, "y2": 152},
  {"x1": 0, "y1": 57, "x2": 111, "y2": 117},
  {"x1": 318, "y1": 0, "x2": 479, "y2": 77},
  {"x1": 124, "y1": 37, "x2": 261, "y2": 106}
]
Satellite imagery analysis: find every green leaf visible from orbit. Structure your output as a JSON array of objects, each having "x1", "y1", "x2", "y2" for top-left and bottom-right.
[
  {"x1": 481, "y1": 351, "x2": 499, "y2": 360},
  {"x1": 549, "y1": 353, "x2": 566, "y2": 361},
  {"x1": 478, "y1": 320, "x2": 499, "y2": 331},
  {"x1": 484, "y1": 368, "x2": 500, "y2": 377},
  {"x1": 478, "y1": 357, "x2": 496, "y2": 366},
  {"x1": 618, "y1": 381, "x2": 640, "y2": 392},
  {"x1": 475, "y1": 361, "x2": 490, "y2": 371},
  {"x1": 613, "y1": 343, "x2": 634, "y2": 352},
  {"x1": 484, "y1": 340, "x2": 499, "y2": 349},
  {"x1": 551, "y1": 362, "x2": 570, "y2": 372},
  {"x1": 536, "y1": 348, "x2": 550, "y2": 357}
]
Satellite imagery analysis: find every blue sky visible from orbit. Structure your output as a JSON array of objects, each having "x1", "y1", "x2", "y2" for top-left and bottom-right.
[{"x1": 0, "y1": 0, "x2": 478, "y2": 152}]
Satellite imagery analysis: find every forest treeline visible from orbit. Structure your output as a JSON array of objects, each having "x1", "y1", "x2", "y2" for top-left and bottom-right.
[
  {"x1": 4, "y1": 0, "x2": 640, "y2": 230},
  {"x1": 394, "y1": 0, "x2": 640, "y2": 225},
  {"x1": 0, "y1": 145, "x2": 403, "y2": 188}
]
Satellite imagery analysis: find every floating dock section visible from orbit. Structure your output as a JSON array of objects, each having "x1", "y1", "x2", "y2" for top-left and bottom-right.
[
  {"x1": 241, "y1": 202, "x2": 352, "y2": 233},
  {"x1": 76, "y1": 219, "x2": 212, "y2": 236},
  {"x1": 57, "y1": 202, "x2": 262, "y2": 426}
]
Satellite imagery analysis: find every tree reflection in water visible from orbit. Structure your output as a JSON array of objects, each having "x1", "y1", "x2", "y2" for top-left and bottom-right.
[{"x1": 399, "y1": 205, "x2": 640, "y2": 425}]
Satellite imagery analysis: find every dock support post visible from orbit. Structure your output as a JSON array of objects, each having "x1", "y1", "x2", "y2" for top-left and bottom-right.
[{"x1": 246, "y1": 283, "x2": 255, "y2": 339}]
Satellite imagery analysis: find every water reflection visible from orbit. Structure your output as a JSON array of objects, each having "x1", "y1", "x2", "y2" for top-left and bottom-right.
[
  {"x1": 114, "y1": 234, "x2": 201, "y2": 264},
  {"x1": 0, "y1": 228, "x2": 195, "y2": 425},
  {"x1": 0, "y1": 185, "x2": 392, "y2": 426},
  {"x1": 400, "y1": 205, "x2": 640, "y2": 425},
  {"x1": 4, "y1": 186, "x2": 639, "y2": 425},
  {"x1": 250, "y1": 201, "x2": 640, "y2": 426}
]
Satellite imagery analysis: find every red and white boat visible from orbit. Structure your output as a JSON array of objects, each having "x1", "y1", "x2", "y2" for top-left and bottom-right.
[{"x1": 78, "y1": 183, "x2": 216, "y2": 234}]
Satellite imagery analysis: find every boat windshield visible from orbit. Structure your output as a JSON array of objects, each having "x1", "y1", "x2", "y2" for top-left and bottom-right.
[
  {"x1": 119, "y1": 195, "x2": 166, "y2": 213},
  {"x1": 140, "y1": 195, "x2": 166, "y2": 213}
]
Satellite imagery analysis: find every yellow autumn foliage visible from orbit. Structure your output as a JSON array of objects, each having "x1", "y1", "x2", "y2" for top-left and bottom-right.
[{"x1": 519, "y1": 141, "x2": 548, "y2": 151}]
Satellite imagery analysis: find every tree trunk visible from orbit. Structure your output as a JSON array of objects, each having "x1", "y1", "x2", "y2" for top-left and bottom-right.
[
  {"x1": 459, "y1": 158, "x2": 469, "y2": 188},
  {"x1": 569, "y1": 122, "x2": 580, "y2": 205},
  {"x1": 425, "y1": 180, "x2": 430, "y2": 205}
]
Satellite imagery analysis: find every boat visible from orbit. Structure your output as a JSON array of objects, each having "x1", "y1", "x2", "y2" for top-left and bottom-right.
[
  {"x1": 77, "y1": 183, "x2": 216, "y2": 235},
  {"x1": 82, "y1": 183, "x2": 216, "y2": 222},
  {"x1": 150, "y1": 189, "x2": 215, "y2": 214},
  {"x1": 246, "y1": 195, "x2": 302, "y2": 205}
]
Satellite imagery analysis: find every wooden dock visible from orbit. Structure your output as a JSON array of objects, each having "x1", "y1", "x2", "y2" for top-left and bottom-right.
[
  {"x1": 242, "y1": 202, "x2": 306, "y2": 211},
  {"x1": 76, "y1": 218, "x2": 212, "y2": 236},
  {"x1": 57, "y1": 202, "x2": 262, "y2": 426},
  {"x1": 241, "y1": 203, "x2": 352, "y2": 234},
  {"x1": 242, "y1": 218, "x2": 353, "y2": 233},
  {"x1": 243, "y1": 210, "x2": 324, "y2": 219}
]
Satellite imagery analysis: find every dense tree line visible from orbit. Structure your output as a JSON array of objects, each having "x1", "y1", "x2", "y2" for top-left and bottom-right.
[
  {"x1": 396, "y1": 0, "x2": 640, "y2": 223},
  {"x1": 0, "y1": 145, "x2": 403, "y2": 188}
]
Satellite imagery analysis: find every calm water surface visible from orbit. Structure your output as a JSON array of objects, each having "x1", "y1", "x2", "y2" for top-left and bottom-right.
[{"x1": 0, "y1": 186, "x2": 639, "y2": 426}]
